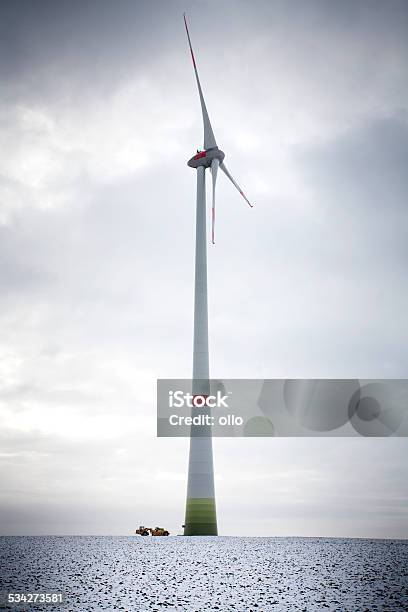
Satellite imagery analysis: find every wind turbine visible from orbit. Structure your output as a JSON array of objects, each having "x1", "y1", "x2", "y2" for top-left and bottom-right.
[{"x1": 183, "y1": 14, "x2": 253, "y2": 536}]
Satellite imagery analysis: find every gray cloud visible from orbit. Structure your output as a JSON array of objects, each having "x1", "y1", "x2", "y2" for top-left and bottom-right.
[{"x1": 0, "y1": 0, "x2": 407, "y2": 537}]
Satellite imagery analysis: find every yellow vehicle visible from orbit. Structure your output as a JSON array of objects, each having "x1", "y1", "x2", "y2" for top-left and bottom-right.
[
  {"x1": 135, "y1": 525, "x2": 169, "y2": 536},
  {"x1": 150, "y1": 527, "x2": 170, "y2": 536}
]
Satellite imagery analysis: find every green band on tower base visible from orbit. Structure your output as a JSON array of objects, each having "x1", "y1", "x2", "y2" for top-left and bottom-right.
[{"x1": 184, "y1": 497, "x2": 218, "y2": 536}]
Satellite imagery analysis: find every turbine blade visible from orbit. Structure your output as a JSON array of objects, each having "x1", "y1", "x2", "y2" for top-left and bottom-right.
[
  {"x1": 220, "y1": 162, "x2": 254, "y2": 208},
  {"x1": 211, "y1": 158, "x2": 219, "y2": 244},
  {"x1": 183, "y1": 13, "x2": 217, "y2": 150}
]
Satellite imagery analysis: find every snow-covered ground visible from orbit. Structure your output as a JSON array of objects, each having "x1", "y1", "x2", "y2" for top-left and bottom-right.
[{"x1": 0, "y1": 536, "x2": 407, "y2": 611}]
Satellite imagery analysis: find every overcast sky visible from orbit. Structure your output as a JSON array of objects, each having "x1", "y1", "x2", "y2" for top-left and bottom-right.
[{"x1": 0, "y1": 0, "x2": 407, "y2": 537}]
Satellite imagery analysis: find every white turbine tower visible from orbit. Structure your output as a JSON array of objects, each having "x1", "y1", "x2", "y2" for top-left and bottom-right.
[{"x1": 183, "y1": 14, "x2": 253, "y2": 536}]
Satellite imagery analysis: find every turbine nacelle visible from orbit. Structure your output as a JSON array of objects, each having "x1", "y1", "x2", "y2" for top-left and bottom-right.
[{"x1": 187, "y1": 146, "x2": 225, "y2": 169}]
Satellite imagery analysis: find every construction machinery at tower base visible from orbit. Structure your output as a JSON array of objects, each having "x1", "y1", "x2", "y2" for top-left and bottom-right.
[{"x1": 135, "y1": 526, "x2": 170, "y2": 536}]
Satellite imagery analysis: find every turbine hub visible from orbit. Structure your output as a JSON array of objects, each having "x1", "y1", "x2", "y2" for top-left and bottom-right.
[{"x1": 187, "y1": 146, "x2": 225, "y2": 169}]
